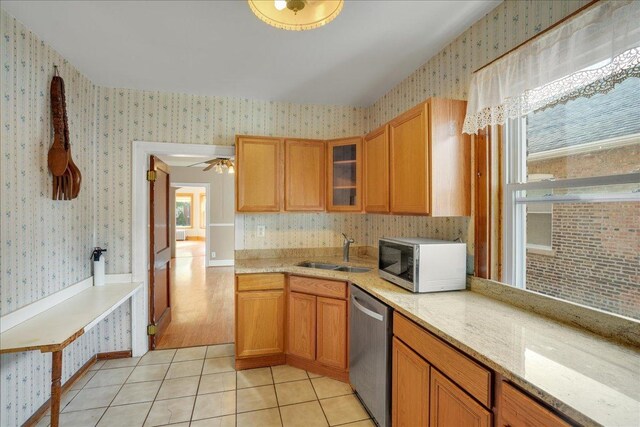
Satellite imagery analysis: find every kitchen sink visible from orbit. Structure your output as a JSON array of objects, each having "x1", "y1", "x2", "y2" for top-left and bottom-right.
[{"x1": 297, "y1": 261, "x2": 371, "y2": 273}]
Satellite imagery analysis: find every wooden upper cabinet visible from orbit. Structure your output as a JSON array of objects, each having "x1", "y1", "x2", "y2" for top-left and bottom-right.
[
  {"x1": 430, "y1": 369, "x2": 491, "y2": 427},
  {"x1": 429, "y1": 98, "x2": 471, "y2": 216},
  {"x1": 388, "y1": 99, "x2": 471, "y2": 216},
  {"x1": 363, "y1": 125, "x2": 390, "y2": 213},
  {"x1": 389, "y1": 103, "x2": 430, "y2": 214},
  {"x1": 236, "y1": 289, "x2": 285, "y2": 358},
  {"x1": 285, "y1": 139, "x2": 326, "y2": 211},
  {"x1": 236, "y1": 136, "x2": 282, "y2": 212},
  {"x1": 327, "y1": 137, "x2": 362, "y2": 212},
  {"x1": 287, "y1": 291, "x2": 317, "y2": 361},
  {"x1": 316, "y1": 297, "x2": 348, "y2": 370},
  {"x1": 392, "y1": 337, "x2": 430, "y2": 427}
]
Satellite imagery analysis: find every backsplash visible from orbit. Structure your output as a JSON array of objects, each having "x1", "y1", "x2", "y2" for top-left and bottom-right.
[{"x1": 0, "y1": 9, "x2": 129, "y2": 426}]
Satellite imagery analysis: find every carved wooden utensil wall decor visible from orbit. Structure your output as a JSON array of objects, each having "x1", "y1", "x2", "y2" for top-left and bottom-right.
[{"x1": 47, "y1": 66, "x2": 81, "y2": 200}]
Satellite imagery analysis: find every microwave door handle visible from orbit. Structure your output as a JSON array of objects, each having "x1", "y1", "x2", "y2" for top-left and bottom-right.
[{"x1": 351, "y1": 296, "x2": 384, "y2": 322}]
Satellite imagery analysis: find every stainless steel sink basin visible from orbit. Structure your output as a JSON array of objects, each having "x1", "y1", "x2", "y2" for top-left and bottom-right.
[
  {"x1": 335, "y1": 266, "x2": 371, "y2": 273},
  {"x1": 297, "y1": 262, "x2": 371, "y2": 273}
]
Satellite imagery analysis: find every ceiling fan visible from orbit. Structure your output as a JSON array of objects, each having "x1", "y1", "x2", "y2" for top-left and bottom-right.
[{"x1": 188, "y1": 158, "x2": 235, "y2": 174}]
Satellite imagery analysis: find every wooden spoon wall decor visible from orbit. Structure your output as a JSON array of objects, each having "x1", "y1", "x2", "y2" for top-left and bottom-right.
[{"x1": 47, "y1": 67, "x2": 81, "y2": 200}]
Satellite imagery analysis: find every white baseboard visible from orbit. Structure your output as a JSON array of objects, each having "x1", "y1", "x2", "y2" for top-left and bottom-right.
[
  {"x1": 0, "y1": 277, "x2": 93, "y2": 333},
  {"x1": 208, "y1": 259, "x2": 234, "y2": 267}
]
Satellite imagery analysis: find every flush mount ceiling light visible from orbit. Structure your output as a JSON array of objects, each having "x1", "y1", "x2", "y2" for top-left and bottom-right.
[{"x1": 248, "y1": 0, "x2": 344, "y2": 31}]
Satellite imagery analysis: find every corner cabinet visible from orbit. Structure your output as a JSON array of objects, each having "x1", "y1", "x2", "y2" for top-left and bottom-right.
[
  {"x1": 284, "y1": 139, "x2": 326, "y2": 211},
  {"x1": 327, "y1": 137, "x2": 363, "y2": 212},
  {"x1": 236, "y1": 136, "x2": 283, "y2": 212},
  {"x1": 389, "y1": 98, "x2": 471, "y2": 216},
  {"x1": 235, "y1": 274, "x2": 286, "y2": 369},
  {"x1": 363, "y1": 125, "x2": 390, "y2": 213}
]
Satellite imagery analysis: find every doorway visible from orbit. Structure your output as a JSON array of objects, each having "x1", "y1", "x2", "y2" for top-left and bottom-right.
[{"x1": 131, "y1": 141, "x2": 235, "y2": 356}]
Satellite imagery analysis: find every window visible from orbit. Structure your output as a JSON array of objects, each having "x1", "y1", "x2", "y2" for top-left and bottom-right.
[
  {"x1": 200, "y1": 194, "x2": 206, "y2": 229},
  {"x1": 502, "y1": 77, "x2": 640, "y2": 319},
  {"x1": 175, "y1": 193, "x2": 193, "y2": 228}
]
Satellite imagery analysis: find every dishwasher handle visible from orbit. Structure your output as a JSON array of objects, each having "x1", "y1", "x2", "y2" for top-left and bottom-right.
[{"x1": 351, "y1": 295, "x2": 384, "y2": 322}]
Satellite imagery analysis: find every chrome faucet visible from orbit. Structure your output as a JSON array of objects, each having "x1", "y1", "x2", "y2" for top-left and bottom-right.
[{"x1": 342, "y1": 233, "x2": 355, "y2": 262}]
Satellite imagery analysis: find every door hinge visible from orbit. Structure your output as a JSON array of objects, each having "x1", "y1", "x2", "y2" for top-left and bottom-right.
[
  {"x1": 147, "y1": 324, "x2": 157, "y2": 336},
  {"x1": 146, "y1": 170, "x2": 157, "y2": 181}
]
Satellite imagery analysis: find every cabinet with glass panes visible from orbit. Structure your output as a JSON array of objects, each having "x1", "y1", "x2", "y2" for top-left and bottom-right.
[{"x1": 326, "y1": 137, "x2": 362, "y2": 212}]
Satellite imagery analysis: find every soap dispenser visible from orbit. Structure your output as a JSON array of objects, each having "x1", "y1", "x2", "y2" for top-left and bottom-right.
[{"x1": 91, "y1": 247, "x2": 107, "y2": 286}]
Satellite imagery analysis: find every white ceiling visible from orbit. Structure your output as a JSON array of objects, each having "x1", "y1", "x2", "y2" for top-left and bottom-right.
[
  {"x1": 2, "y1": 0, "x2": 499, "y2": 106},
  {"x1": 156, "y1": 154, "x2": 214, "y2": 167}
]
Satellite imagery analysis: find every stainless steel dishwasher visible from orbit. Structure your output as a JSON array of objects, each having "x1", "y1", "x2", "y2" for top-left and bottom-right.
[{"x1": 349, "y1": 284, "x2": 393, "y2": 427}]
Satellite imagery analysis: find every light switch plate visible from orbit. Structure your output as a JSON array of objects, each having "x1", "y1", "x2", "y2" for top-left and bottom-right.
[
  {"x1": 211, "y1": 252, "x2": 216, "y2": 258},
  {"x1": 257, "y1": 225, "x2": 266, "y2": 237}
]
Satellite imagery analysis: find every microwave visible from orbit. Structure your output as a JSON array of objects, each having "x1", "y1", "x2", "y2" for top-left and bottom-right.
[{"x1": 378, "y1": 237, "x2": 466, "y2": 293}]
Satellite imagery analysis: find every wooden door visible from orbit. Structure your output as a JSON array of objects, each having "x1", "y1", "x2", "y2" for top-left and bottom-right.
[
  {"x1": 236, "y1": 290, "x2": 285, "y2": 357},
  {"x1": 392, "y1": 337, "x2": 430, "y2": 427},
  {"x1": 284, "y1": 139, "x2": 326, "y2": 211},
  {"x1": 316, "y1": 297, "x2": 347, "y2": 370},
  {"x1": 363, "y1": 124, "x2": 390, "y2": 213},
  {"x1": 389, "y1": 102, "x2": 430, "y2": 214},
  {"x1": 287, "y1": 292, "x2": 317, "y2": 361},
  {"x1": 430, "y1": 369, "x2": 491, "y2": 427},
  {"x1": 327, "y1": 137, "x2": 362, "y2": 212},
  {"x1": 236, "y1": 136, "x2": 282, "y2": 212},
  {"x1": 149, "y1": 155, "x2": 171, "y2": 349}
]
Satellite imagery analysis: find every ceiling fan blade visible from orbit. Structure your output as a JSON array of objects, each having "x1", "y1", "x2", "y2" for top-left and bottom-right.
[{"x1": 203, "y1": 163, "x2": 216, "y2": 171}]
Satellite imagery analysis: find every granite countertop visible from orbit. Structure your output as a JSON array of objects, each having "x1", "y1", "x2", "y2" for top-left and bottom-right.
[{"x1": 235, "y1": 256, "x2": 640, "y2": 427}]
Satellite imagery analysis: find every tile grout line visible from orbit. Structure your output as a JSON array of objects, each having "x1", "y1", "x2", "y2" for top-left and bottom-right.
[
  {"x1": 308, "y1": 373, "x2": 332, "y2": 427},
  {"x1": 271, "y1": 366, "x2": 284, "y2": 427},
  {"x1": 187, "y1": 350, "x2": 207, "y2": 423},
  {"x1": 141, "y1": 348, "x2": 178, "y2": 426}
]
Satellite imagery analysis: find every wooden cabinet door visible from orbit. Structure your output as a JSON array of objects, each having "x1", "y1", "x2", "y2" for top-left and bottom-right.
[
  {"x1": 236, "y1": 290, "x2": 285, "y2": 358},
  {"x1": 430, "y1": 369, "x2": 491, "y2": 427},
  {"x1": 316, "y1": 297, "x2": 348, "y2": 370},
  {"x1": 285, "y1": 139, "x2": 326, "y2": 211},
  {"x1": 363, "y1": 124, "x2": 390, "y2": 213},
  {"x1": 287, "y1": 292, "x2": 317, "y2": 361},
  {"x1": 327, "y1": 137, "x2": 362, "y2": 212},
  {"x1": 392, "y1": 338, "x2": 430, "y2": 427},
  {"x1": 236, "y1": 136, "x2": 282, "y2": 212},
  {"x1": 500, "y1": 382, "x2": 571, "y2": 427},
  {"x1": 389, "y1": 103, "x2": 430, "y2": 214}
]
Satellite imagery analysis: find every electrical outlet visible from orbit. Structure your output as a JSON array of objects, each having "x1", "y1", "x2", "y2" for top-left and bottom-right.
[
  {"x1": 211, "y1": 252, "x2": 216, "y2": 258},
  {"x1": 257, "y1": 225, "x2": 266, "y2": 237}
]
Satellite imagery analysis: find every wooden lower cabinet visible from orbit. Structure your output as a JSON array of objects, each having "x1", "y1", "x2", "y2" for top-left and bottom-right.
[
  {"x1": 287, "y1": 292, "x2": 316, "y2": 361},
  {"x1": 392, "y1": 338, "x2": 430, "y2": 427},
  {"x1": 430, "y1": 369, "x2": 491, "y2": 427},
  {"x1": 235, "y1": 274, "x2": 286, "y2": 368},
  {"x1": 316, "y1": 297, "x2": 348, "y2": 370},
  {"x1": 499, "y1": 382, "x2": 571, "y2": 427}
]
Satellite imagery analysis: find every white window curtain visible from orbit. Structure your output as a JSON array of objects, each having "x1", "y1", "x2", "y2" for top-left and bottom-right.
[{"x1": 463, "y1": 0, "x2": 640, "y2": 135}]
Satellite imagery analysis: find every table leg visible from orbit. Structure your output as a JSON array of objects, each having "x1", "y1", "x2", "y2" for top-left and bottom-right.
[{"x1": 50, "y1": 350, "x2": 62, "y2": 427}]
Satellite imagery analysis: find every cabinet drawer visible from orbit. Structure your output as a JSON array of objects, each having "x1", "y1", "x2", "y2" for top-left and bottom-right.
[
  {"x1": 500, "y1": 382, "x2": 571, "y2": 427},
  {"x1": 393, "y1": 312, "x2": 492, "y2": 407},
  {"x1": 237, "y1": 274, "x2": 285, "y2": 291},
  {"x1": 289, "y1": 275, "x2": 347, "y2": 299}
]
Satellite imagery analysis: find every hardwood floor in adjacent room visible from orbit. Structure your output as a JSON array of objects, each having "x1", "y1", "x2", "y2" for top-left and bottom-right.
[{"x1": 156, "y1": 241, "x2": 234, "y2": 349}]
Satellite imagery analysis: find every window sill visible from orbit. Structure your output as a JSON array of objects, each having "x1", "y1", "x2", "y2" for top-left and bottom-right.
[{"x1": 526, "y1": 245, "x2": 555, "y2": 257}]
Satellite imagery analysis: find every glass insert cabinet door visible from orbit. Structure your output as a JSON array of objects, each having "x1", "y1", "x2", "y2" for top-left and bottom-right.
[{"x1": 327, "y1": 137, "x2": 363, "y2": 212}]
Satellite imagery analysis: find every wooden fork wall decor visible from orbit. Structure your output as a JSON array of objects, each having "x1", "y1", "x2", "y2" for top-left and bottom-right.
[{"x1": 47, "y1": 66, "x2": 82, "y2": 200}]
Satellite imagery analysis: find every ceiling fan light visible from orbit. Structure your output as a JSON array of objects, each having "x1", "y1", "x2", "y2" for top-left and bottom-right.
[
  {"x1": 274, "y1": 0, "x2": 287, "y2": 11},
  {"x1": 228, "y1": 165, "x2": 235, "y2": 174}
]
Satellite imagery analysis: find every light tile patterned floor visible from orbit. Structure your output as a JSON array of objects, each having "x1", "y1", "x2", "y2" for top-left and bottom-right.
[{"x1": 37, "y1": 344, "x2": 375, "y2": 427}]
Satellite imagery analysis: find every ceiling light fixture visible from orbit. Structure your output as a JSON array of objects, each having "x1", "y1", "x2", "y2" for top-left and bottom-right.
[{"x1": 248, "y1": 0, "x2": 344, "y2": 31}]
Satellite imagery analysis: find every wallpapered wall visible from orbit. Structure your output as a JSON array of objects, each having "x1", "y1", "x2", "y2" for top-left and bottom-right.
[{"x1": 0, "y1": 9, "x2": 129, "y2": 426}]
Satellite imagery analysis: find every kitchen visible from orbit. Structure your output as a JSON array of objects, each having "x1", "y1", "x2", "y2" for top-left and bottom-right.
[{"x1": 1, "y1": 1, "x2": 639, "y2": 427}]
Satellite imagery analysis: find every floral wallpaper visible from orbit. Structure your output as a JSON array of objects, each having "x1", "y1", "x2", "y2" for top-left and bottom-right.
[
  {"x1": 0, "y1": 9, "x2": 129, "y2": 426},
  {"x1": 1, "y1": 1, "x2": 588, "y2": 424}
]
